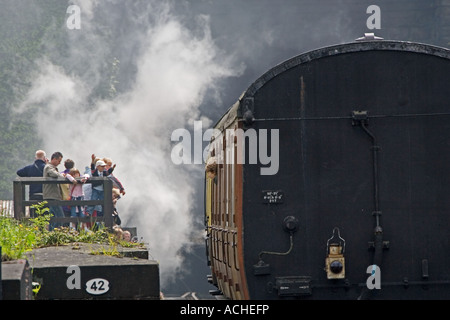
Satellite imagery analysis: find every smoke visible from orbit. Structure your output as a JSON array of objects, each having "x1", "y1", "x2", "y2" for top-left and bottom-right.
[
  {"x1": 16, "y1": 0, "x2": 240, "y2": 287},
  {"x1": 12, "y1": 0, "x2": 373, "y2": 293}
]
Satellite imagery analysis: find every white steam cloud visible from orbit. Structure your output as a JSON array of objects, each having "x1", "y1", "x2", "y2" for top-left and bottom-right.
[{"x1": 17, "y1": 0, "x2": 240, "y2": 287}]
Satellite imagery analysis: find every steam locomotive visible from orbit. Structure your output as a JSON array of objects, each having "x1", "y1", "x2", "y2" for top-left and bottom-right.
[{"x1": 203, "y1": 36, "x2": 450, "y2": 300}]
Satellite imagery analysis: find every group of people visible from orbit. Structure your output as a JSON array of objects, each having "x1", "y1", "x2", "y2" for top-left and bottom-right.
[{"x1": 16, "y1": 150, "x2": 127, "y2": 236}]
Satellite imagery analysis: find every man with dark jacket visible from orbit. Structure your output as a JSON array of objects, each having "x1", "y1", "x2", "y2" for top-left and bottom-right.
[{"x1": 16, "y1": 150, "x2": 48, "y2": 200}]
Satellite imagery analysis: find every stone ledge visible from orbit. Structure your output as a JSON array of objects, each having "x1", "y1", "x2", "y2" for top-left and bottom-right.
[
  {"x1": 26, "y1": 242, "x2": 150, "y2": 264},
  {"x1": 24, "y1": 244, "x2": 160, "y2": 300},
  {"x1": 1, "y1": 259, "x2": 33, "y2": 300}
]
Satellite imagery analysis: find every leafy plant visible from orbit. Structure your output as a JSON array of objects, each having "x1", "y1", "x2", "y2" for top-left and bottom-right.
[
  {"x1": 0, "y1": 202, "x2": 50, "y2": 261},
  {"x1": 0, "y1": 201, "x2": 145, "y2": 261}
]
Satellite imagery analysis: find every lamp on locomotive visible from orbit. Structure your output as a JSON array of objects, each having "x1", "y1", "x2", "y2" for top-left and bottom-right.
[{"x1": 325, "y1": 228, "x2": 346, "y2": 279}]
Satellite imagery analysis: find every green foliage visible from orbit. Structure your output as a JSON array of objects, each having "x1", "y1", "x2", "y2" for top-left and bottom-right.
[
  {"x1": 89, "y1": 234, "x2": 122, "y2": 257},
  {"x1": 28, "y1": 202, "x2": 51, "y2": 232},
  {"x1": 0, "y1": 1, "x2": 68, "y2": 199},
  {"x1": 0, "y1": 203, "x2": 48, "y2": 261},
  {"x1": 0, "y1": 202, "x2": 144, "y2": 261},
  {"x1": 0, "y1": 218, "x2": 36, "y2": 261}
]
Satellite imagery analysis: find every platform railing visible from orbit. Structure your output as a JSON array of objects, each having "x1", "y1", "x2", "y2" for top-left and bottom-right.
[{"x1": 13, "y1": 177, "x2": 113, "y2": 228}]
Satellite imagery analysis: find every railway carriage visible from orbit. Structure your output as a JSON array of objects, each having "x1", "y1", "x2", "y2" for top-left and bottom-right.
[{"x1": 204, "y1": 38, "x2": 450, "y2": 300}]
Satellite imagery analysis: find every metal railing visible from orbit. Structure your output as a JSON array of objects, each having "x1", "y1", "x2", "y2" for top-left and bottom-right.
[{"x1": 13, "y1": 177, "x2": 114, "y2": 228}]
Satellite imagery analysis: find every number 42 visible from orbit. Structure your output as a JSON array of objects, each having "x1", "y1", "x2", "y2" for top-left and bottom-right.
[
  {"x1": 86, "y1": 278, "x2": 110, "y2": 295},
  {"x1": 67, "y1": 266, "x2": 110, "y2": 295}
]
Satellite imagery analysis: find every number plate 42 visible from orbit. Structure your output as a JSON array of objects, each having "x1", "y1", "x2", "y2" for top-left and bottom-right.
[{"x1": 86, "y1": 278, "x2": 110, "y2": 295}]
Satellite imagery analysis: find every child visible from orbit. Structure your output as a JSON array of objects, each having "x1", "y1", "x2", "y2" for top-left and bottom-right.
[
  {"x1": 66, "y1": 168, "x2": 89, "y2": 229},
  {"x1": 61, "y1": 159, "x2": 75, "y2": 217}
]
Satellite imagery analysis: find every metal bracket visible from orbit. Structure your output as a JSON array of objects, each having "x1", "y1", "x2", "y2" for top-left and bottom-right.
[
  {"x1": 351, "y1": 110, "x2": 369, "y2": 126},
  {"x1": 355, "y1": 33, "x2": 384, "y2": 41},
  {"x1": 368, "y1": 241, "x2": 390, "y2": 250},
  {"x1": 326, "y1": 227, "x2": 346, "y2": 254}
]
